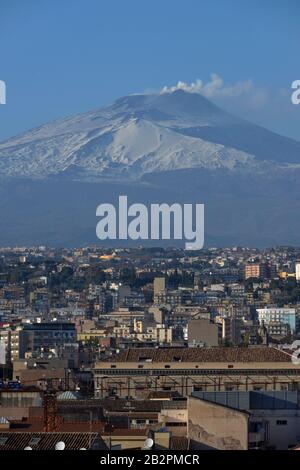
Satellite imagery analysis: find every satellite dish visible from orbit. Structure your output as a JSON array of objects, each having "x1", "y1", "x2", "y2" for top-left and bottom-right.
[
  {"x1": 24, "y1": 446, "x2": 32, "y2": 450},
  {"x1": 55, "y1": 441, "x2": 65, "y2": 450},
  {"x1": 144, "y1": 438, "x2": 154, "y2": 449}
]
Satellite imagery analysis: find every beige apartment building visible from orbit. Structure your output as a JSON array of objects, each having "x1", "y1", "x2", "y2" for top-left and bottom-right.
[
  {"x1": 153, "y1": 277, "x2": 166, "y2": 300},
  {"x1": 93, "y1": 347, "x2": 300, "y2": 399},
  {"x1": 188, "y1": 319, "x2": 221, "y2": 347}
]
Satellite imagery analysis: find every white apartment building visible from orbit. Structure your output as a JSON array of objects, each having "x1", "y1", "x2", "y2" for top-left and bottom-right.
[{"x1": 257, "y1": 308, "x2": 298, "y2": 334}]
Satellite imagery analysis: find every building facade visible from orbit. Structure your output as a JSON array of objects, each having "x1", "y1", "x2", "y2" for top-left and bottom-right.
[
  {"x1": 20, "y1": 323, "x2": 77, "y2": 357},
  {"x1": 257, "y1": 308, "x2": 297, "y2": 334},
  {"x1": 93, "y1": 347, "x2": 300, "y2": 399}
]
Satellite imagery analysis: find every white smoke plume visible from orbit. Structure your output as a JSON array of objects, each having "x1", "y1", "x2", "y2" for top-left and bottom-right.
[{"x1": 160, "y1": 73, "x2": 254, "y2": 98}]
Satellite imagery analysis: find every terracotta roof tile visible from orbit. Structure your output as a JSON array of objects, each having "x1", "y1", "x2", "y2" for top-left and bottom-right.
[{"x1": 101, "y1": 347, "x2": 291, "y2": 363}]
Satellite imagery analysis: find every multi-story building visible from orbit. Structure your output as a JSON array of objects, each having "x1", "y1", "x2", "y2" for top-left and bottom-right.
[
  {"x1": 188, "y1": 319, "x2": 221, "y2": 347},
  {"x1": 19, "y1": 322, "x2": 77, "y2": 357},
  {"x1": 266, "y1": 322, "x2": 291, "y2": 338},
  {"x1": 245, "y1": 264, "x2": 267, "y2": 280},
  {"x1": 156, "y1": 290, "x2": 183, "y2": 306},
  {"x1": 153, "y1": 277, "x2": 166, "y2": 300},
  {"x1": 222, "y1": 318, "x2": 242, "y2": 345},
  {"x1": 93, "y1": 347, "x2": 300, "y2": 399},
  {"x1": 257, "y1": 308, "x2": 298, "y2": 334},
  {"x1": 296, "y1": 263, "x2": 300, "y2": 282},
  {"x1": 0, "y1": 328, "x2": 22, "y2": 364}
]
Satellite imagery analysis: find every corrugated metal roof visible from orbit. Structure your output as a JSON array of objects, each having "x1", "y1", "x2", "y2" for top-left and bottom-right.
[{"x1": 57, "y1": 391, "x2": 81, "y2": 400}]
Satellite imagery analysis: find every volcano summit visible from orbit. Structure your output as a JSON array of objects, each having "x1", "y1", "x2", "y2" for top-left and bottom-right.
[{"x1": 0, "y1": 89, "x2": 300, "y2": 246}]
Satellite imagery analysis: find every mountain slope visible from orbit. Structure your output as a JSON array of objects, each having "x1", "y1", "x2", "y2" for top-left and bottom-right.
[
  {"x1": 0, "y1": 89, "x2": 300, "y2": 247},
  {"x1": 0, "y1": 89, "x2": 299, "y2": 181}
]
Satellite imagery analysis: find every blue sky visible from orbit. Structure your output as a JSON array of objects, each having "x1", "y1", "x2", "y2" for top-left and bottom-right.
[{"x1": 1, "y1": 0, "x2": 300, "y2": 141}]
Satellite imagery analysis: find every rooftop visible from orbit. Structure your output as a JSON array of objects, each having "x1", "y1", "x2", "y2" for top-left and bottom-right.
[
  {"x1": 0, "y1": 432, "x2": 108, "y2": 450},
  {"x1": 100, "y1": 347, "x2": 292, "y2": 363},
  {"x1": 23, "y1": 322, "x2": 76, "y2": 330}
]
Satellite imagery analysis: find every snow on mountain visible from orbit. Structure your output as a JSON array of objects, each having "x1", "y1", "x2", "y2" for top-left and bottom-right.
[{"x1": 0, "y1": 89, "x2": 299, "y2": 180}]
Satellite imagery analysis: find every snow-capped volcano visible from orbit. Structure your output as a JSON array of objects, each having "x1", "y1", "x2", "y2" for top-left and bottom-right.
[
  {"x1": 1, "y1": 89, "x2": 300, "y2": 180},
  {"x1": 1, "y1": 88, "x2": 300, "y2": 247}
]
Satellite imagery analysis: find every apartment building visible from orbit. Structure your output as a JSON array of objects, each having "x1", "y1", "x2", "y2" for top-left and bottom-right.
[
  {"x1": 188, "y1": 319, "x2": 221, "y2": 347},
  {"x1": 19, "y1": 322, "x2": 77, "y2": 357},
  {"x1": 245, "y1": 264, "x2": 266, "y2": 280},
  {"x1": 257, "y1": 307, "x2": 298, "y2": 334},
  {"x1": 153, "y1": 277, "x2": 166, "y2": 300},
  {"x1": 0, "y1": 328, "x2": 23, "y2": 364}
]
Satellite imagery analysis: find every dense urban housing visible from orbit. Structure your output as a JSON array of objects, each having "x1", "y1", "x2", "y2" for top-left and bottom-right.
[{"x1": 1, "y1": 245, "x2": 300, "y2": 450}]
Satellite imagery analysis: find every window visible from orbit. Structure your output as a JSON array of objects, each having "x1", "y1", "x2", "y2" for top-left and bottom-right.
[
  {"x1": 249, "y1": 422, "x2": 264, "y2": 433},
  {"x1": 139, "y1": 357, "x2": 152, "y2": 362},
  {"x1": 165, "y1": 422, "x2": 186, "y2": 427},
  {"x1": 276, "y1": 420, "x2": 287, "y2": 426}
]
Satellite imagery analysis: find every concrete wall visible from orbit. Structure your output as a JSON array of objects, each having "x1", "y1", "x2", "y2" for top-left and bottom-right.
[
  {"x1": 250, "y1": 410, "x2": 300, "y2": 450},
  {"x1": 158, "y1": 408, "x2": 187, "y2": 436},
  {"x1": 188, "y1": 319, "x2": 220, "y2": 346},
  {"x1": 0, "y1": 390, "x2": 42, "y2": 407},
  {"x1": 0, "y1": 406, "x2": 36, "y2": 420},
  {"x1": 188, "y1": 396, "x2": 248, "y2": 450}
]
